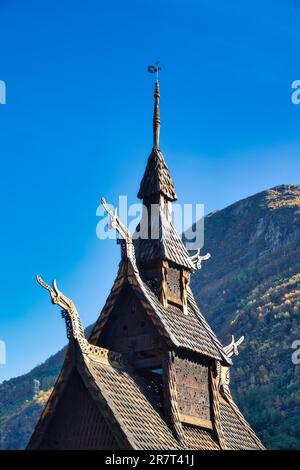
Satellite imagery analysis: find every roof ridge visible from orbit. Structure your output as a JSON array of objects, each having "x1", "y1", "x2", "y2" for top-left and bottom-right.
[
  {"x1": 128, "y1": 261, "x2": 224, "y2": 359},
  {"x1": 161, "y1": 219, "x2": 195, "y2": 270},
  {"x1": 187, "y1": 287, "x2": 231, "y2": 365},
  {"x1": 79, "y1": 348, "x2": 181, "y2": 450}
]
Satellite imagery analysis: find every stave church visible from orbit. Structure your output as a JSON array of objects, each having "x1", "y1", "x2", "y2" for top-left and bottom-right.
[{"x1": 28, "y1": 73, "x2": 264, "y2": 450}]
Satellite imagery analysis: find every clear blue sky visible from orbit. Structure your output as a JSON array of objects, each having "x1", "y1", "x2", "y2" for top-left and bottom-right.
[{"x1": 0, "y1": 0, "x2": 300, "y2": 382}]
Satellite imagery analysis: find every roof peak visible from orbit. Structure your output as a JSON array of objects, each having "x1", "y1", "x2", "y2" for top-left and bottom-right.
[
  {"x1": 138, "y1": 73, "x2": 178, "y2": 201},
  {"x1": 137, "y1": 147, "x2": 177, "y2": 201}
]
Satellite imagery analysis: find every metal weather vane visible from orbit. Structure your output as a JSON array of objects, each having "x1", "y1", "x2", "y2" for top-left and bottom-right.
[{"x1": 147, "y1": 61, "x2": 161, "y2": 81}]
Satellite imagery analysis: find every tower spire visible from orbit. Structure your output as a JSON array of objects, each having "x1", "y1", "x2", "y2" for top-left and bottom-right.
[
  {"x1": 153, "y1": 79, "x2": 160, "y2": 149},
  {"x1": 138, "y1": 63, "x2": 177, "y2": 201},
  {"x1": 148, "y1": 62, "x2": 161, "y2": 149}
]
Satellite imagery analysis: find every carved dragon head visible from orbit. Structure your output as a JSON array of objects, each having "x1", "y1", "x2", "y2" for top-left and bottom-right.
[
  {"x1": 224, "y1": 334, "x2": 245, "y2": 358},
  {"x1": 36, "y1": 275, "x2": 75, "y2": 312}
]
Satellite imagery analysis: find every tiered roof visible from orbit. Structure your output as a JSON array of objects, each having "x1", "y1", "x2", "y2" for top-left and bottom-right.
[
  {"x1": 90, "y1": 259, "x2": 229, "y2": 362},
  {"x1": 29, "y1": 338, "x2": 263, "y2": 450},
  {"x1": 134, "y1": 216, "x2": 196, "y2": 270},
  {"x1": 28, "y1": 77, "x2": 264, "y2": 451}
]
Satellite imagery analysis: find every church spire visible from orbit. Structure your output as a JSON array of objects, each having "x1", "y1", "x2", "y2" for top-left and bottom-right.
[
  {"x1": 138, "y1": 63, "x2": 177, "y2": 202},
  {"x1": 148, "y1": 62, "x2": 161, "y2": 149},
  {"x1": 153, "y1": 79, "x2": 160, "y2": 149}
]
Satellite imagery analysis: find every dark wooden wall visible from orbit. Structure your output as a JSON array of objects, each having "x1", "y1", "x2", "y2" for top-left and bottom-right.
[
  {"x1": 37, "y1": 370, "x2": 120, "y2": 450},
  {"x1": 173, "y1": 351, "x2": 213, "y2": 429},
  {"x1": 99, "y1": 285, "x2": 162, "y2": 356}
]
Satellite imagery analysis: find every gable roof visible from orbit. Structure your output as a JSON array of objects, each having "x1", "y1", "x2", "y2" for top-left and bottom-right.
[
  {"x1": 79, "y1": 350, "x2": 180, "y2": 450},
  {"x1": 28, "y1": 341, "x2": 263, "y2": 450},
  {"x1": 134, "y1": 216, "x2": 195, "y2": 270},
  {"x1": 89, "y1": 259, "x2": 230, "y2": 364}
]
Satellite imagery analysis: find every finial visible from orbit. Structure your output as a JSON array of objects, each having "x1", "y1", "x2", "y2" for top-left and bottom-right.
[
  {"x1": 148, "y1": 62, "x2": 161, "y2": 149},
  {"x1": 147, "y1": 61, "x2": 161, "y2": 81},
  {"x1": 101, "y1": 197, "x2": 138, "y2": 270},
  {"x1": 36, "y1": 274, "x2": 106, "y2": 358},
  {"x1": 224, "y1": 335, "x2": 245, "y2": 357}
]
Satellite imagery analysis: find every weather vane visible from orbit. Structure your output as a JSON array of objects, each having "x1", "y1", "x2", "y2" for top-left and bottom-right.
[{"x1": 147, "y1": 61, "x2": 161, "y2": 81}]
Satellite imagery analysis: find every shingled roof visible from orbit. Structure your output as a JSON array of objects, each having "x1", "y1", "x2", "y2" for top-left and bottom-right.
[
  {"x1": 89, "y1": 259, "x2": 230, "y2": 364},
  {"x1": 79, "y1": 350, "x2": 180, "y2": 450},
  {"x1": 134, "y1": 215, "x2": 195, "y2": 270},
  {"x1": 29, "y1": 341, "x2": 263, "y2": 450},
  {"x1": 137, "y1": 147, "x2": 177, "y2": 201}
]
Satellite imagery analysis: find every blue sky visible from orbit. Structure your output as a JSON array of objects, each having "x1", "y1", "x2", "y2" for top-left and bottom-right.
[{"x1": 0, "y1": 0, "x2": 300, "y2": 382}]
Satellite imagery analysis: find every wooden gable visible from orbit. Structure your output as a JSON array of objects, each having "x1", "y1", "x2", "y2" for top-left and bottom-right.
[
  {"x1": 98, "y1": 283, "x2": 163, "y2": 357},
  {"x1": 37, "y1": 370, "x2": 120, "y2": 450}
]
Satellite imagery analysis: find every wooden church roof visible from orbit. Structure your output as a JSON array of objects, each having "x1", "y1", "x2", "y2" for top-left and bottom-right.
[
  {"x1": 28, "y1": 75, "x2": 264, "y2": 451},
  {"x1": 137, "y1": 147, "x2": 177, "y2": 201},
  {"x1": 28, "y1": 247, "x2": 264, "y2": 450},
  {"x1": 81, "y1": 350, "x2": 263, "y2": 450},
  {"x1": 134, "y1": 216, "x2": 196, "y2": 270},
  {"x1": 134, "y1": 81, "x2": 195, "y2": 270},
  {"x1": 89, "y1": 259, "x2": 229, "y2": 362},
  {"x1": 28, "y1": 337, "x2": 263, "y2": 450}
]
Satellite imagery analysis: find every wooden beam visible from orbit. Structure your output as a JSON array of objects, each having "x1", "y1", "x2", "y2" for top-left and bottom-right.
[{"x1": 179, "y1": 414, "x2": 213, "y2": 430}]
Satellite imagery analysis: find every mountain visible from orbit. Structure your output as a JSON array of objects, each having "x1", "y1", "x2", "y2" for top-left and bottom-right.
[
  {"x1": 191, "y1": 184, "x2": 300, "y2": 449},
  {"x1": 1, "y1": 184, "x2": 300, "y2": 449},
  {"x1": 0, "y1": 348, "x2": 65, "y2": 450}
]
